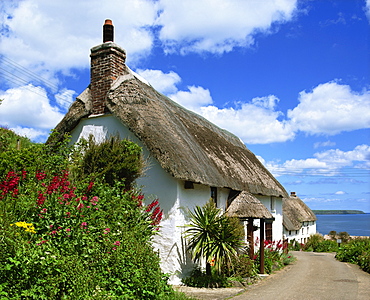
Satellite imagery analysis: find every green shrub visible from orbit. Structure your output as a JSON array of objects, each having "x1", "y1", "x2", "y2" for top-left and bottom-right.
[
  {"x1": 288, "y1": 239, "x2": 303, "y2": 251},
  {"x1": 181, "y1": 267, "x2": 231, "y2": 288},
  {"x1": 303, "y1": 234, "x2": 338, "y2": 252},
  {"x1": 254, "y1": 240, "x2": 291, "y2": 274},
  {"x1": 0, "y1": 169, "x2": 171, "y2": 299},
  {"x1": 0, "y1": 129, "x2": 193, "y2": 299},
  {"x1": 70, "y1": 135, "x2": 144, "y2": 189},
  {"x1": 336, "y1": 238, "x2": 370, "y2": 273},
  {"x1": 223, "y1": 253, "x2": 258, "y2": 278}
]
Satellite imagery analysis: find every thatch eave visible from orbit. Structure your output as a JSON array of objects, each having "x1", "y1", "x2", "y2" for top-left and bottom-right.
[
  {"x1": 226, "y1": 191, "x2": 273, "y2": 219},
  {"x1": 283, "y1": 196, "x2": 317, "y2": 231}
]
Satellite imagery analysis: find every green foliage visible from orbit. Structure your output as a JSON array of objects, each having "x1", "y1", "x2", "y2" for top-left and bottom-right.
[
  {"x1": 0, "y1": 130, "x2": 71, "y2": 176},
  {"x1": 184, "y1": 200, "x2": 244, "y2": 275},
  {"x1": 288, "y1": 239, "x2": 303, "y2": 251},
  {"x1": 0, "y1": 169, "x2": 172, "y2": 299},
  {"x1": 303, "y1": 234, "x2": 339, "y2": 252},
  {"x1": 254, "y1": 240, "x2": 295, "y2": 274},
  {"x1": 0, "y1": 127, "x2": 34, "y2": 152},
  {"x1": 223, "y1": 252, "x2": 258, "y2": 278},
  {"x1": 336, "y1": 238, "x2": 370, "y2": 273},
  {"x1": 0, "y1": 133, "x2": 191, "y2": 300},
  {"x1": 181, "y1": 267, "x2": 231, "y2": 288},
  {"x1": 70, "y1": 135, "x2": 144, "y2": 189},
  {"x1": 303, "y1": 233, "x2": 338, "y2": 252}
]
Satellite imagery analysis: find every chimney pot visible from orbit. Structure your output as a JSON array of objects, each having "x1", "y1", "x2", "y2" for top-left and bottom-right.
[
  {"x1": 103, "y1": 19, "x2": 114, "y2": 43},
  {"x1": 291, "y1": 192, "x2": 296, "y2": 197}
]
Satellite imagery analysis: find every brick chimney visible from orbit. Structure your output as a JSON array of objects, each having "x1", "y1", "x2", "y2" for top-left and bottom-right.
[{"x1": 90, "y1": 19, "x2": 126, "y2": 115}]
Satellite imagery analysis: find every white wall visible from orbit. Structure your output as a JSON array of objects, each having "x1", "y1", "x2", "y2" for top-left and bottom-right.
[
  {"x1": 283, "y1": 221, "x2": 317, "y2": 244},
  {"x1": 257, "y1": 195, "x2": 283, "y2": 243}
]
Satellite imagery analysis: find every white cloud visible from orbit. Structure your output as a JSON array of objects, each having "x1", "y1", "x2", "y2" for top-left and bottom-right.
[
  {"x1": 0, "y1": 84, "x2": 64, "y2": 140},
  {"x1": 156, "y1": 0, "x2": 298, "y2": 54},
  {"x1": 366, "y1": 0, "x2": 370, "y2": 22},
  {"x1": 335, "y1": 191, "x2": 346, "y2": 195},
  {"x1": 314, "y1": 140, "x2": 336, "y2": 149},
  {"x1": 0, "y1": 0, "x2": 157, "y2": 80},
  {"x1": 136, "y1": 69, "x2": 370, "y2": 145},
  {"x1": 288, "y1": 82, "x2": 370, "y2": 135},
  {"x1": 135, "y1": 69, "x2": 181, "y2": 94},
  {"x1": 200, "y1": 99, "x2": 294, "y2": 144},
  {"x1": 262, "y1": 144, "x2": 370, "y2": 177},
  {"x1": 169, "y1": 86, "x2": 213, "y2": 111},
  {"x1": 9, "y1": 126, "x2": 49, "y2": 141},
  {"x1": 55, "y1": 88, "x2": 75, "y2": 110}
]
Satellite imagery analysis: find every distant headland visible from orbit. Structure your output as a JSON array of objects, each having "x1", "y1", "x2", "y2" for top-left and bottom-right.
[{"x1": 313, "y1": 210, "x2": 365, "y2": 215}]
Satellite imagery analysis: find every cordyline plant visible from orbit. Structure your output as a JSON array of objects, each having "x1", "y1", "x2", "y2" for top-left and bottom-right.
[{"x1": 183, "y1": 200, "x2": 244, "y2": 275}]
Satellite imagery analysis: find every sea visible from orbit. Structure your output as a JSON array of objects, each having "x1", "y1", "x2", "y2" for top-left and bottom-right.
[{"x1": 316, "y1": 214, "x2": 370, "y2": 237}]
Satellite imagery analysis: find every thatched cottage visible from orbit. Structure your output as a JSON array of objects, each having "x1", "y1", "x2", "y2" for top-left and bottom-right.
[
  {"x1": 50, "y1": 20, "x2": 288, "y2": 284},
  {"x1": 283, "y1": 192, "x2": 317, "y2": 244}
]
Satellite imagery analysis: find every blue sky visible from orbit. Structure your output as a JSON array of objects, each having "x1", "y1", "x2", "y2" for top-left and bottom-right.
[{"x1": 1, "y1": 0, "x2": 369, "y2": 212}]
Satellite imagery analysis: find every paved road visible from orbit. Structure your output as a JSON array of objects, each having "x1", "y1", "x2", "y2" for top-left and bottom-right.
[{"x1": 232, "y1": 251, "x2": 370, "y2": 300}]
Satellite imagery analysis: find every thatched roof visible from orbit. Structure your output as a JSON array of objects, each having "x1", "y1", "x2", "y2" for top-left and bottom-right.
[
  {"x1": 283, "y1": 195, "x2": 317, "y2": 231},
  {"x1": 226, "y1": 191, "x2": 273, "y2": 219},
  {"x1": 51, "y1": 65, "x2": 288, "y2": 198}
]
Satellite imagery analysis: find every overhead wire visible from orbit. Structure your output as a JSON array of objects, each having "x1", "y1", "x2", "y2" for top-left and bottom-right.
[{"x1": 0, "y1": 55, "x2": 74, "y2": 107}]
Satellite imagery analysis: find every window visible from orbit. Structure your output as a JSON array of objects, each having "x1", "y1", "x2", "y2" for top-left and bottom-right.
[
  {"x1": 211, "y1": 187, "x2": 217, "y2": 207},
  {"x1": 289, "y1": 231, "x2": 292, "y2": 235},
  {"x1": 270, "y1": 197, "x2": 275, "y2": 212},
  {"x1": 265, "y1": 223, "x2": 273, "y2": 241}
]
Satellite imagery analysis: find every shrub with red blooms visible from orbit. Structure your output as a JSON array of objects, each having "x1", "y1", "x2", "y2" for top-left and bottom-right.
[
  {"x1": 253, "y1": 239, "x2": 293, "y2": 274},
  {"x1": 0, "y1": 169, "x2": 174, "y2": 300}
]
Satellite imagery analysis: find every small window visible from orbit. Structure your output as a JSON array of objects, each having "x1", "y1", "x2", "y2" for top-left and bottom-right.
[
  {"x1": 270, "y1": 197, "x2": 275, "y2": 211},
  {"x1": 289, "y1": 231, "x2": 291, "y2": 235},
  {"x1": 184, "y1": 181, "x2": 194, "y2": 189},
  {"x1": 265, "y1": 223, "x2": 273, "y2": 241},
  {"x1": 211, "y1": 187, "x2": 217, "y2": 207}
]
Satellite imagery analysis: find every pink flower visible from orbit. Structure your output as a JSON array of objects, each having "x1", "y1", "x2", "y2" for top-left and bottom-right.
[
  {"x1": 113, "y1": 241, "x2": 121, "y2": 246},
  {"x1": 66, "y1": 228, "x2": 71, "y2": 232}
]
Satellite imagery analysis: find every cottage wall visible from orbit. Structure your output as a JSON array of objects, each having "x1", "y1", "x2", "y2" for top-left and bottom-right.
[
  {"x1": 258, "y1": 195, "x2": 283, "y2": 243},
  {"x1": 283, "y1": 221, "x2": 317, "y2": 244}
]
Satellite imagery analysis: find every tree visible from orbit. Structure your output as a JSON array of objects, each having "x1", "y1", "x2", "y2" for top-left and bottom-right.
[{"x1": 184, "y1": 200, "x2": 244, "y2": 275}]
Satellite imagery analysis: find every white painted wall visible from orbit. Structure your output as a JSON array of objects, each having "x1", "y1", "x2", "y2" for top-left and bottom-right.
[
  {"x1": 283, "y1": 221, "x2": 317, "y2": 244},
  {"x1": 257, "y1": 195, "x2": 283, "y2": 243}
]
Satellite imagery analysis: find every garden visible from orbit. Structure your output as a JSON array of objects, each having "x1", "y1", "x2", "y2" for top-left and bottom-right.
[{"x1": 0, "y1": 128, "x2": 192, "y2": 300}]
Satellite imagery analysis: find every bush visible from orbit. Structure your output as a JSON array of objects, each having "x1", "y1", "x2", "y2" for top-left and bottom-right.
[
  {"x1": 0, "y1": 131, "x2": 192, "y2": 299},
  {"x1": 0, "y1": 169, "x2": 171, "y2": 299},
  {"x1": 303, "y1": 234, "x2": 339, "y2": 252},
  {"x1": 223, "y1": 252, "x2": 258, "y2": 278},
  {"x1": 70, "y1": 135, "x2": 144, "y2": 189},
  {"x1": 181, "y1": 267, "x2": 231, "y2": 288},
  {"x1": 336, "y1": 238, "x2": 370, "y2": 273},
  {"x1": 288, "y1": 239, "x2": 303, "y2": 251},
  {"x1": 254, "y1": 240, "x2": 292, "y2": 274}
]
